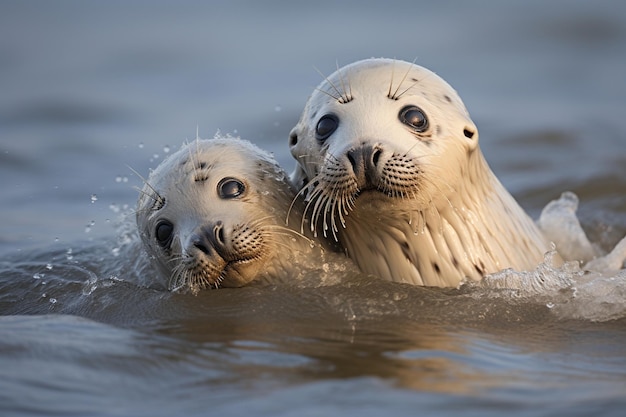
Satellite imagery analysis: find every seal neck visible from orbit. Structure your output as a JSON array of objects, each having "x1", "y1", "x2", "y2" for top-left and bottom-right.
[{"x1": 339, "y1": 150, "x2": 549, "y2": 287}]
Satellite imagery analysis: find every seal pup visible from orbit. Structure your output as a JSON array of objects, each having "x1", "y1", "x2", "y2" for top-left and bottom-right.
[
  {"x1": 136, "y1": 136, "x2": 325, "y2": 293},
  {"x1": 288, "y1": 58, "x2": 554, "y2": 287}
]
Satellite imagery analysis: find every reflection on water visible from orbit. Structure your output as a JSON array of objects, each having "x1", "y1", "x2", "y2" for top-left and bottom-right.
[
  {"x1": 1, "y1": 0, "x2": 626, "y2": 416},
  {"x1": 1, "y1": 237, "x2": 625, "y2": 415}
]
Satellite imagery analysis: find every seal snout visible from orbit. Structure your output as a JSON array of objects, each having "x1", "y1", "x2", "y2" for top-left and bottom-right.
[
  {"x1": 191, "y1": 222, "x2": 226, "y2": 257},
  {"x1": 346, "y1": 145, "x2": 382, "y2": 188}
]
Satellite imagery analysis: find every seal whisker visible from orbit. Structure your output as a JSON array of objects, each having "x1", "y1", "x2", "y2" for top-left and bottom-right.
[
  {"x1": 387, "y1": 58, "x2": 396, "y2": 100},
  {"x1": 314, "y1": 65, "x2": 348, "y2": 104},
  {"x1": 128, "y1": 165, "x2": 165, "y2": 209},
  {"x1": 314, "y1": 87, "x2": 342, "y2": 102},
  {"x1": 389, "y1": 57, "x2": 418, "y2": 100},
  {"x1": 287, "y1": 183, "x2": 313, "y2": 230},
  {"x1": 262, "y1": 223, "x2": 315, "y2": 246},
  {"x1": 335, "y1": 59, "x2": 353, "y2": 103},
  {"x1": 394, "y1": 57, "x2": 420, "y2": 100}
]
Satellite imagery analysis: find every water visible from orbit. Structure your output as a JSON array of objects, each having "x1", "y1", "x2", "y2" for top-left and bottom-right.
[{"x1": 1, "y1": 1, "x2": 625, "y2": 416}]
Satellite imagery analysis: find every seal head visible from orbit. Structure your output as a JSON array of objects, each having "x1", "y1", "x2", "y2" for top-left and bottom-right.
[
  {"x1": 289, "y1": 58, "x2": 552, "y2": 287},
  {"x1": 137, "y1": 137, "x2": 310, "y2": 292}
]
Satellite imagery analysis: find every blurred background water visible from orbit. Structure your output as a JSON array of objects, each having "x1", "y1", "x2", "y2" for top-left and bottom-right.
[{"x1": 1, "y1": 1, "x2": 625, "y2": 416}]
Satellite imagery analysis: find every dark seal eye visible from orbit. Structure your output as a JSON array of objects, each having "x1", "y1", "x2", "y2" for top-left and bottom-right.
[
  {"x1": 399, "y1": 106, "x2": 429, "y2": 132},
  {"x1": 218, "y1": 177, "x2": 245, "y2": 199},
  {"x1": 315, "y1": 114, "x2": 339, "y2": 141},
  {"x1": 155, "y1": 220, "x2": 174, "y2": 248}
]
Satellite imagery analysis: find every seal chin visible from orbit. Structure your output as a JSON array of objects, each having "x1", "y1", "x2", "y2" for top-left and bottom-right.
[
  {"x1": 220, "y1": 258, "x2": 266, "y2": 288},
  {"x1": 169, "y1": 255, "x2": 227, "y2": 292}
]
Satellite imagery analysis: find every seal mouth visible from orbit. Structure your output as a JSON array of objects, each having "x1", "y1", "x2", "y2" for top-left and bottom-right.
[
  {"x1": 168, "y1": 250, "x2": 264, "y2": 293},
  {"x1": 220, "y1": 255, "x2": 264, "y2": 287},
  {"x1": 356, "y1": 183, "x2": 403, "y2": 200}
]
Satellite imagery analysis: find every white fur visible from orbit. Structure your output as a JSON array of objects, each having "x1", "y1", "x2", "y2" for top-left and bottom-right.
[
  {"x1": 136, "y1": 136, "x2": 318, "y2": 291},
  {"x1": 289, "y1": 58, "x2": 552, "y2": 287}
]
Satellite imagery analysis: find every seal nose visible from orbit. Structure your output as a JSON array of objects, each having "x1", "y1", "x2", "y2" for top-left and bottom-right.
[
  {"x1": 346, "y1": 146, "x2": 382, "y2": 185},
  {"x1": 192, "y1": 221, "x2": 226, "y2": 255}
]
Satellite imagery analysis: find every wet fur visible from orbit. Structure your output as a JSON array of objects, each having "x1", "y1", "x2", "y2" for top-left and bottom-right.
[
  {"x1": 289, "y1": 58, "x2": 552, "y2": 287},
  {"x1": 136, "y1": 136, "x2": 318, "y2": 292}
]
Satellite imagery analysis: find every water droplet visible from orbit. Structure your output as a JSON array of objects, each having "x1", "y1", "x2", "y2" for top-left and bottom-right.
[
  {"x1": 49, "y1": 298, "x2": 57, "y2": 304},
  {"x1": 274, "y1": 105, "x2": 282, "y2": 112},
  {"x1": 546, "y1": 302, "x2": 555, "y2": 309},
  {"x1": 163, "y1": 145, "x2": 171, "y2": 153},
  {"x1": 54, "y1": 237, "x2": 59, "y2": 243},
  {"x1": 90, "y1": 194, "x2": 98, "y2": 203},
  {"x1": 33, "y1": 273, "x2": 43, "y2": 279},
  {"x1": 66, "y1": 248, "x2": 73, "y2": 261},
  {"x1": 85, "y1": 220, "x2": 95, "y2": 233},
  {"x1": 152, "y1": 153, "x2": 159, "y2": 160},
  {"x1": 138, "y1": 142, "x2": 144, "y2": 149},
  {"x1": 45, "y1": 264, "x2": 53, "y2": 270}
]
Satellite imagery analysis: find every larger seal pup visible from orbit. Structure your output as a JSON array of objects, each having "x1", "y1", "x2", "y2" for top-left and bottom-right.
[
  {"x1": 288, "y1": 58, "x2": 554, "y2": 287},
  {"x1": 136, "y1": 136, "x2": 326, "y2": 293}
]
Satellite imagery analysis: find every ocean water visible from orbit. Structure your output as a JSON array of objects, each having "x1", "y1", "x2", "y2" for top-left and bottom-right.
[{"x1": 1, "y1": 1, "x2": 625, "y2": 416}]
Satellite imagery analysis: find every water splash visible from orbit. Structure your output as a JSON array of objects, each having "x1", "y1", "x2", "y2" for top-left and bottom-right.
[
  {"x1": 471, "y1": 191, "x2": 626, "y2": 322},
  {"x1": 476, "y1": 249, "x2": 581, "y2": 297}
]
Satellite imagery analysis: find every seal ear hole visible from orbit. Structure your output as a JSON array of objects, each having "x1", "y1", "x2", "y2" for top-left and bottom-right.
[
  {"x1": 217, "y1": 177, "x2": 246, "y2": 199},
  {"x1": 463, "y1": 127, "x2": 475, "y2": 139},
  {"x1": 289, "y1": 132, "x2": 298, "y2": 147},
  {"x1": 315, "y1": 114, "x2": 339, "y2": 141},
  {"x1": 155, "y1": 220, "x2": 174, "y2": 249}
]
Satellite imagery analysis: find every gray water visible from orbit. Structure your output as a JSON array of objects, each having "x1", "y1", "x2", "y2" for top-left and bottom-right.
[{"x1": 1, "y1": 1, "x2": 626, "y2": 416}]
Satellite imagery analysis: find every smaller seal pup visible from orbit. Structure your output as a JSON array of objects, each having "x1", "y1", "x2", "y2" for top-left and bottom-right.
[
  {"x1": 136, "y1": 136, "x2": 325, "y2": 292},
  {"x1": 288, "y1": 58, "x2": 554, "y2": 287}
]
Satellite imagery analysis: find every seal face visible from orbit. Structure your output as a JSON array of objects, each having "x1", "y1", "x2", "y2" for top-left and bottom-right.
[
  {"x1": 289, "y1": 58, "x2": 552, "y2": 287},
  {"x1": 136, "y1": 137, "x2": 313, "y2": 292}
]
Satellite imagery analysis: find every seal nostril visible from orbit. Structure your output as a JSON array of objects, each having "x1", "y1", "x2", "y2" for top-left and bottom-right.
[
  {"x1": 215, "y1": 225, "x2": 225, "y2": 246},
  {"x1": 194, "y1": 241, "x2": 211, "y2": 255},
  {"x1": 289, "y1": 132, "x2": 298, "y2": 147},
  {"x1": 371, "y1": 148, "x2": 381, "y2": 167},
  {"x1": 347, "y1": 151, "x2": 357, "y2": 169}
]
